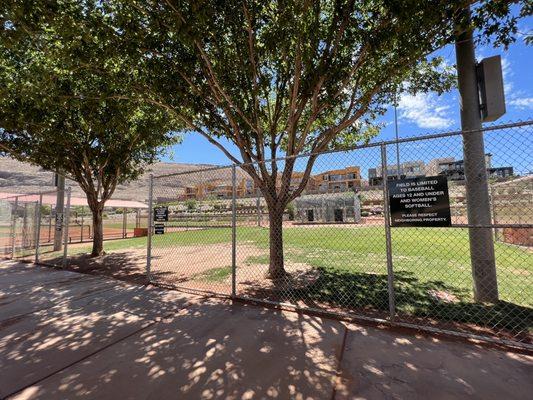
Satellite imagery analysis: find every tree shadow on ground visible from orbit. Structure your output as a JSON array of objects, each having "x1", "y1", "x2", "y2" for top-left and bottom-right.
[
  {"x1": 240, "y1": 268, "x2": 532, "y2": 341},
  {"x1": 38, "y1": 251, "x2": 180, "y2": 286},
  {"x1": 0, "y1": 261, "x2": 342, "y2": 398},
  {"x1": 2, "y1": 261, "x2": 532, "y2": 399}
]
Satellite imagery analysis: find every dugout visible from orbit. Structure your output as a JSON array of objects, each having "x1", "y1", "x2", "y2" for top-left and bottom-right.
[{"x1": 294, "y1": 192, "x2": 361, "y2": 224}]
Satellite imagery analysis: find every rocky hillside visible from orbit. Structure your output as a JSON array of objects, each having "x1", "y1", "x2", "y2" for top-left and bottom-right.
[{"x1": 0, "y1": 156, "x2": 232, "y2": 202}]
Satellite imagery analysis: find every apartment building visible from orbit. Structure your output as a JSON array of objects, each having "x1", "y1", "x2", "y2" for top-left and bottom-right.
[
  {"x1": 368, "y1": 154, "x2": 513, "y2": 185},
  {"x1": 368, "y1": 161, "x2": 425, "y2": 186},
  {"x1": 313, "y1": 166, "x2": 362, "y2": 192},
  {"x1": 436, "y1": 153, "x2": 513, "y2": 181},
  {"x1": 178, "y1": 166, "x2": 363, "y2": 200},
  {"x1": 425, "y1": 157, "x2": 455, "y2": 176}
]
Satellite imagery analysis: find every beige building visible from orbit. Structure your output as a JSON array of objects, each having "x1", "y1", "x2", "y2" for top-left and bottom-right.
[
  {"x1": 313, "y1": 166, "x2": 362, "y2": 193},
  {"x1": 179, "y1": 166, "x2": 362, "y2": 200}
]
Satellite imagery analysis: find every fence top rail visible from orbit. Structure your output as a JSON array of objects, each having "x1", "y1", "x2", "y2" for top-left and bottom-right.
[
  {"x1": 153, "y1": 163, "x2": 235, "y2": 180},
  {"x1": 152, "y1": 120, "x2": 533, "y2": 178}
]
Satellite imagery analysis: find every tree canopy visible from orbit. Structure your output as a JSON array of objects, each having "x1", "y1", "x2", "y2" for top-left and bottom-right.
[
  {"x1": 0, "y1": 2, "x2": 179, "y2": 255},
  {"x1": 1, "y1": 0, "x2": 529, "y2": 272}
]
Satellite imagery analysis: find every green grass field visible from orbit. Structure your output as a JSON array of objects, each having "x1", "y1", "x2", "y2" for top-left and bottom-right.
[{"x1": 41, "y1": 225, "x2": 532, "y2": 334}]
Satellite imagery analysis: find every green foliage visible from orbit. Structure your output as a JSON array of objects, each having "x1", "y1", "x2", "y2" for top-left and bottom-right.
[
  {"x1": 184, "y1": 199, "x2": 197, "y2": 211},
  {"x1": 20, "y1": 0, "x2": 519, "y2": 208},
  {"x1": 39, "y1": 205, "x2": 50, "y2": 216},
  {"x1": 1, "y1": 1, "x2": 526, "y2": 207},
  {"x1": 0, "y1": 1, "x2": 180, "y2": 210},
  {"x1": 285, "y1": 202, "x2": 295, "y2": 221}
]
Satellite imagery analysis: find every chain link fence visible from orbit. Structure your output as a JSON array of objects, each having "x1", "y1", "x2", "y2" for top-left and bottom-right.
[
  {"x1": 0, "y1": 189, "x2": 71, "y2": 267},
  {"x1": 1, "y1": 189, "x2": 150, "y2": 271},
  {"x1": 148, "y1": 120, "x2": 532, "y2": 349}
]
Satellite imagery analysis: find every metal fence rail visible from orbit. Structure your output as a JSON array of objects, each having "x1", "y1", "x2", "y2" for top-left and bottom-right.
[{"x1": 148, "y1": 120, "x2": 533, "y2": 349}]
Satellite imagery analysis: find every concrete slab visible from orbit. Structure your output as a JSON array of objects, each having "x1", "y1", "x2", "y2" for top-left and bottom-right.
[
  {"x1": 0, "y1": 264, "x2": 84, "y2": 288},
  {"x1": 3, "y1": 261, "x2": 532, "y2": 400},
  {"x1": 0, "y1": 262, "x2": 208, "y2": 398},
  {"x1": 0, "y1": 273, "x2": 119, "y2": 322},
  {"x1": 335, "y1": 323, "x2": 533, "y2": 400},
  {"x1": 0, "y1": 297, "x2": 150, "y2": 398},
  {"x1": 85, "y1": 284, "x2": 205, "y2": 320},
  {"x1": 10, "y1": 302, "x2": 345, "y2": 400}
]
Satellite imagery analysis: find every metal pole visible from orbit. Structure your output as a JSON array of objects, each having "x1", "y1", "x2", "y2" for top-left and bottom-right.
[
  {"x1": 146, "y1": 174, "x2": 154, "y2": 281},
  {"x1": 54, "y1": 174, "x2": 65, "y2": 251},
  {"x1": 80, "y1": 206, "x2": 84, "y2": 242},
  {"x1": 62, "y1": 187, "x2": 71, "y2": 268},
  {"x1": 381, "y1": 143, "x2": 396, "y2": 320},
  {"x1": 256, "y1": 190, "x2": 261, "y2": 227},
  {"x1": 455, "y1": 8, "x2": 498, "y2": 302},
  {"x1": 35, "y1": 195, "x2": 42, "y2": 264},
  {"x1": 231, "y1": 165, "x2": 237, "y2": 297},
  {"x1": 48, "y1": 205, "x2": 52, "y2": 242},
  {"x1": 122, "y1": 207, "x2": 127, "y2": 238},
  {"x1": 10, "y1": 197, "x2": 18, "y2": 259},
  {"x1": 23, "y1": 203, "x2": 28, "y2": 253},
  {"x1": 394, "y1": 95, "x2": 401, "y2": 179}
]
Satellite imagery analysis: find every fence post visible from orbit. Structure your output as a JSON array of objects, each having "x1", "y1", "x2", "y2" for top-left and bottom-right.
[
  {"x1": 381, "y1": 143, "x2": 396, "y2": 320},
  {"x1": 256, "y1": 190, "x2": 261, "y2": 227},
  {"x1": 231, "y1": 164, "x2": 237, "y2": 297},
  {"x1": 48, "y1": 205, "x2": 52, "y2": 243},
  {"x1": 10, "y1": 197, "x2": 18, "y2": 259},
  {"x1": 62, "y1": 187, "x2": 71, "y2": 268},
  {"x1": 35, "y1": 194, "x2": 42, "y2": 264},
  {"x1": 455, "y1": 17, "x2": 498, "y2": 302},
  {"x1": 146, "y1": 174, "x2": 154, "y2": 281},
  {"x1": 22, "y1": 203, "x2": 28, "y2": 252},
  {"x1": 122, "y1": 207, "x2": 127, "y2": 238},
  {"x1": 80, "y1": 206, "x2": 85, "y2": 242}
]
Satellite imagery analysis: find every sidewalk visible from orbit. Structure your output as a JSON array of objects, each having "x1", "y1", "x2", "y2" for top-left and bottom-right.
[{"x1": 1, "y1": 261, "x2": 531, "y2": 399}]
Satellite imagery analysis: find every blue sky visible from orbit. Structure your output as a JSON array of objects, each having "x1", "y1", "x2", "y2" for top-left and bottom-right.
[{"x1": 162, "y1": 13, "x2": 532, "y2": 176}]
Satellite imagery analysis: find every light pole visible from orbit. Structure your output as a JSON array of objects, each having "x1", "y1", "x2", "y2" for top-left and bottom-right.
[
  {"x1": 455, "y1": 7, "x2": 498, "y2": 302},
  {"x1": 394, "y1": 94, "x2": 401, "y2": 179}
]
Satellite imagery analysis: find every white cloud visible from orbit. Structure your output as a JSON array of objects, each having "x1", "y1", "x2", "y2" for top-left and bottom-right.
[
  {"x1": 508, "y1": 97, "x2": 533, "y2": 110},
  {"x1": 499, "y1": 57, "x2": 533, "y2": 111},
  {"x1": 500, "y1": 56, "x2": 514, "y2": 98},
  {"x1": 397, "y1": 93, "x2": 454, "y2": 129}
]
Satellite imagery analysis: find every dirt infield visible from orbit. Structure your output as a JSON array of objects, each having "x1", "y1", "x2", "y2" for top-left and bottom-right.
[{"x1": 54, "y1": 241, "x2": 316, "y2": 297}]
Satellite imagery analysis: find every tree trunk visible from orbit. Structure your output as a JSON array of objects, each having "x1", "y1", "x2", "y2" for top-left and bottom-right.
[
  {"x1": 91, "y1": 207, "x2": 104, "y2": 257},
  {"x1": 267, "y1": 207, "x2": 285, "y2": 279}
]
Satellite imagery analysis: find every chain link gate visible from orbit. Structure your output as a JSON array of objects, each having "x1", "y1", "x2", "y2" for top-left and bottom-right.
[
  {"x1": 147, "y1": 120, "x2": 532, "y2": 349},
  {"x1": 148, "y1": 165, "x2": 242, "y2": 295}
]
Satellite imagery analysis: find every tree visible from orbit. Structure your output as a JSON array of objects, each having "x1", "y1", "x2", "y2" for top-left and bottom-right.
[
  {"x1": 109, "y1": 0, "x2": 527, "y2": 278},
  {"x1": 2, "y1": 0, "x2": 527, "y2": 277},
  {"x1": 0, "y1": 99, "x2": 177, "y2": 257},
  {"x1": 0, "y1": 5, "x2": 178, "y2": 256}
]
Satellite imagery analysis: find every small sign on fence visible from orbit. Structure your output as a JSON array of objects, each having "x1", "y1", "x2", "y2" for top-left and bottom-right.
[
  {"x1": 388, "y1": 175, "x2": 451, "y2": 227},
  {"x1": 55, "y1": 213, "x2": 64, "y2": 231},
  {"x1": 154, "y1": 206, "x2": 169, "y2": 222},
  {"x1": 154, "y1": 223, "x2": 165, "y2": 235}
]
